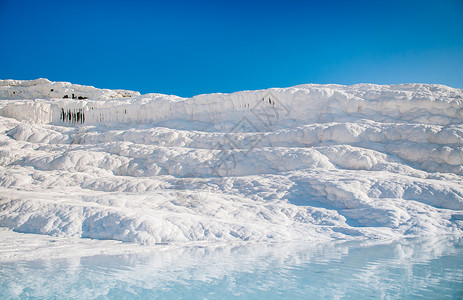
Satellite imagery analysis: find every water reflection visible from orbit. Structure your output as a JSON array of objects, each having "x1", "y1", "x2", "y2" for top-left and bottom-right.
[{"x1": 1, "y1": 237, "x2": 462, "y2": 299}]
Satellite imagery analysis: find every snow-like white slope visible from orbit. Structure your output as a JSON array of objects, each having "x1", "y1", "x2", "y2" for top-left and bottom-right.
[{"x1": 0, "y1": 79, "x2": 462, "y2": 245}]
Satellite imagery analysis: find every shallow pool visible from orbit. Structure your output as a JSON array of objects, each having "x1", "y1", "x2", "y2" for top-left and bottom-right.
[{"x1": 1, "y1": 237, "x2": 462, "y2": 299}]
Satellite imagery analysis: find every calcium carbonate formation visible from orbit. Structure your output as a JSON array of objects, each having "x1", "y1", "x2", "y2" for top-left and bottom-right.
[{"x1": 0, "y1": 79, "x2": 462, "y2": 245}]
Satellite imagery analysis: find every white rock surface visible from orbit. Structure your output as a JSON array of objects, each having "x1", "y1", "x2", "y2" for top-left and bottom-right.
[{"x1": 0, "y1": 79, "x2": 462, "y2": 247}]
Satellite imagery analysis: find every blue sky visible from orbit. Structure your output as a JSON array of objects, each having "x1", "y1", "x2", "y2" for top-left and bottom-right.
[{"x1": 1, "y1": 0, "x2": 462, "y2": 97}]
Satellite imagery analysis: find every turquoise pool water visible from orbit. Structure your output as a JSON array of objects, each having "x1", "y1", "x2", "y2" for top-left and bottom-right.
[{"x1": 1, "y1": 237, "x2": 462, "y2": 299}]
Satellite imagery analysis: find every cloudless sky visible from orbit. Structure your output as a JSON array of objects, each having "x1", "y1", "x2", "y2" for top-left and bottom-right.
[{"x1": 0, "y1": 0, "x2": 462, "y2": 97}]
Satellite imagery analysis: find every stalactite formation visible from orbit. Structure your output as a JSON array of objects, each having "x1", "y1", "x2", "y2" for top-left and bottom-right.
[{"x1": 60, "y1": 108, "x2": 85, "y2": 124}]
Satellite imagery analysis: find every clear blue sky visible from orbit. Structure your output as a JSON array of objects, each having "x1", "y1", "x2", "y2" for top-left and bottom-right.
[{"x1": 1, "y1": 0, "x2": 462, "y2": 97}]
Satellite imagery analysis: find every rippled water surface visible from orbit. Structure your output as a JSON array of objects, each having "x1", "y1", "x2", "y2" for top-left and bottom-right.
[{"x1": 1, "y1": 237, "x2": 462, "y2": 299}]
